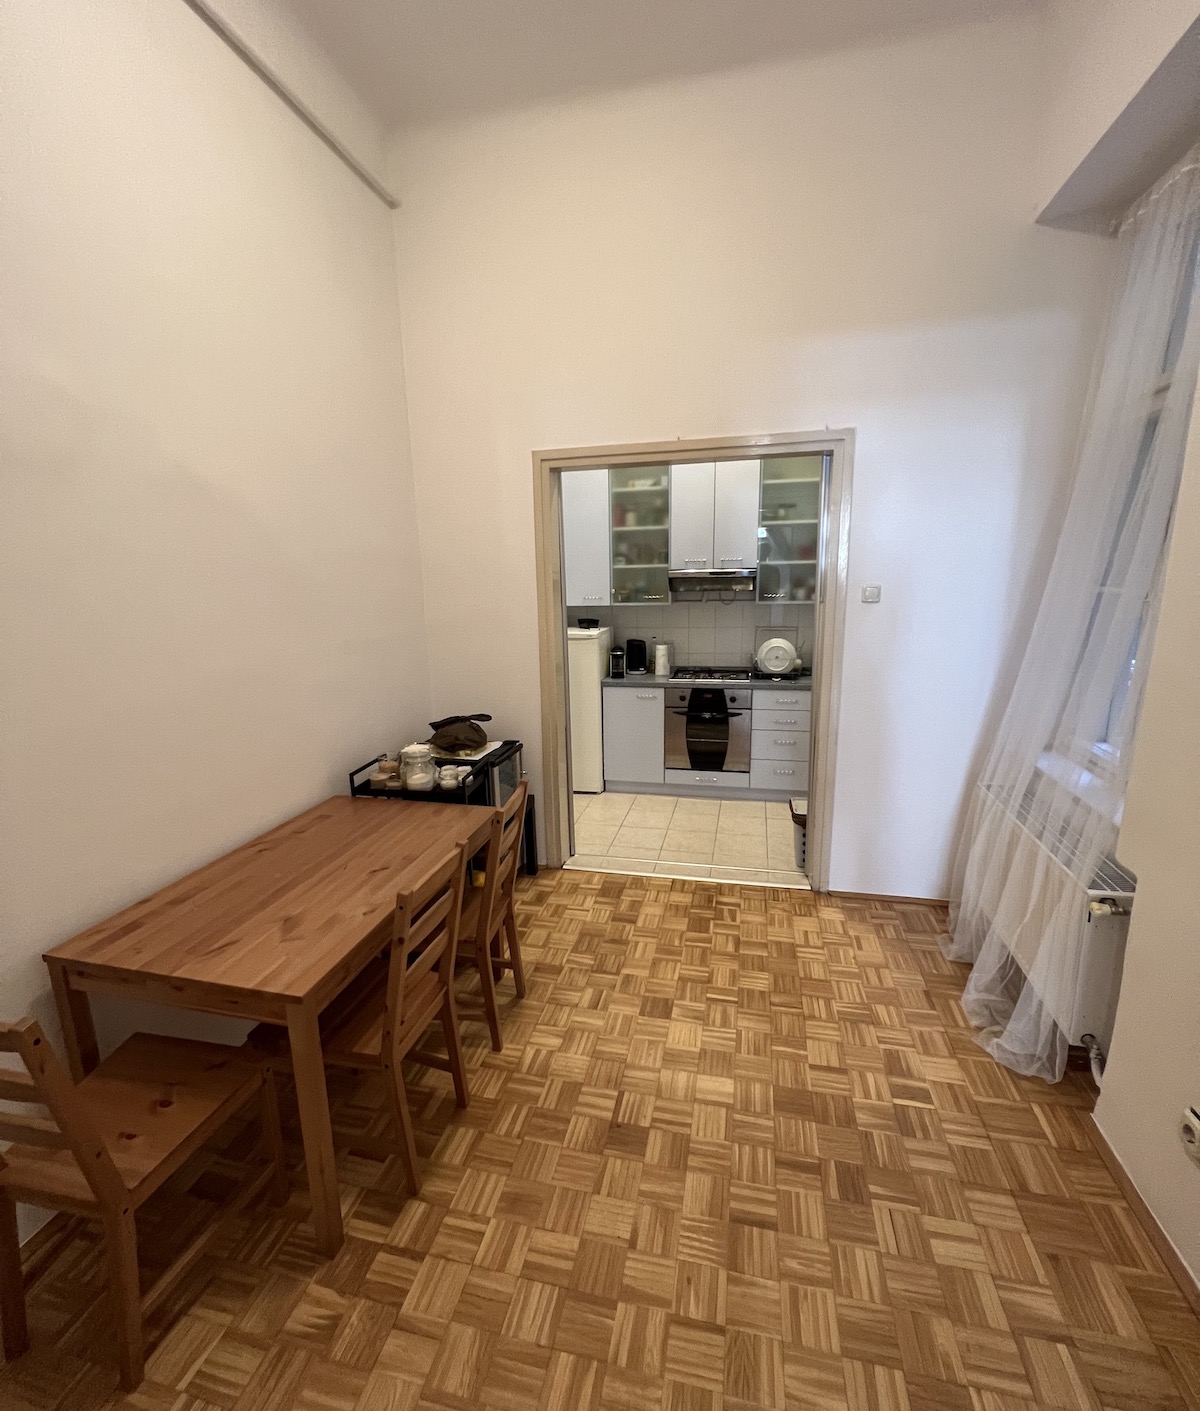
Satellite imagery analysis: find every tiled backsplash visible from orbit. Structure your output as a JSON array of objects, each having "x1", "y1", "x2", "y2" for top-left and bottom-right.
[{"x1": 570, "y1": 601, "x2": 813, "y2": 669}]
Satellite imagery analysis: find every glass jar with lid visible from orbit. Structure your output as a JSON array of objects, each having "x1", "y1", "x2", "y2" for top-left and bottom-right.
[{"x1": 400, "y1": 742, "x2": 436, "y2": 791}]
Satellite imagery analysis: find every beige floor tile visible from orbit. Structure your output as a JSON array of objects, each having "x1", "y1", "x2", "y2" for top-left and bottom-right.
[
  {"x1": 663, "y1": 825, "x2": 719, "y2": 849},
  {"x1": 659, "y1": 840, "x2": 716, "y2": 864},
  {"x1": 767, "y1": 837, "x2": 797, "y2": 867},
  {"x1": 668, "y1": 828, "x2": 719, "y2": 849},
  {"x1": 575, "y1": 824, "x2": 620, "y2": 852},
  {"x1": 609, "y1": 826, "x2": 666, "y2": 857},
  {"x1": 716, "y1": 818, "x2": 767, "y2": 842},
  {"x1": 712, "y1": 838, "x2": 770, "y2": 868},
  {"x1": 671, "y1": 798, "x2": 721, "y2": 823},
  {"x1": 719, "y1": 800, "x2": 765, "y2": 822},
  {"x1": 587, "y1": 791, "x2": 637, "y2": 812},
  {"x1": 625, "y1": 797, "x2": 677, "y2": 822},
  {"x1": 583, "y1": 804, "x2": 633, "y2": 823}
]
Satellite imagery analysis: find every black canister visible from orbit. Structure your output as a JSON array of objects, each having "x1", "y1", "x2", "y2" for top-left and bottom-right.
[{"x1": 608, "y1": 648, "x2": 626, "y2": 679}]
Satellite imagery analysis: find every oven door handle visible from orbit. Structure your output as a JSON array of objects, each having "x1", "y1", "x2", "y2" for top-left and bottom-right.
[{"x1": 678, "y1": 712, "x2": 740, "y2": 721}]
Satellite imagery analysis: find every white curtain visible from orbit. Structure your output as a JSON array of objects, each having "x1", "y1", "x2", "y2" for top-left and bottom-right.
[{"x1": 945, "y1": 144, "x2": 1200, "y2": 1081}]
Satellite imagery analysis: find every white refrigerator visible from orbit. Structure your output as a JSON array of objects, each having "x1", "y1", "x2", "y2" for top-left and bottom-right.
[{"x1": 567, "y1": 626, "x2": 612, "y2": 793}]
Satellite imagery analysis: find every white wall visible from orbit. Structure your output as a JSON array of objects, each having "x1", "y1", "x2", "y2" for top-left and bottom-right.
[
  {"x1": 0, "y1": 0, "x2": 430, "y2": 1042},
  {"x1": 1095, "y1": 380, "x2": 1200, "y2": 1283},
  {"x1": 200, "y1": 0, "x2": 389, "y2": 185},
  {"x1": 1037, "y1": 0, "x2": 1199, "y2": 216},
  {"x1": 390, "y1": 16, "x2": 1116, "y2": 897}
]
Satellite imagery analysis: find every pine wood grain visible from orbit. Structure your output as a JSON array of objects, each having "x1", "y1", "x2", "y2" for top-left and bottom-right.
[
  {"x1": 44, "y1": 798, "x2": 494, "y2": 1257},
  {"x1": 4, "y1": 870, "x2": 1198, "y2": 1411}
]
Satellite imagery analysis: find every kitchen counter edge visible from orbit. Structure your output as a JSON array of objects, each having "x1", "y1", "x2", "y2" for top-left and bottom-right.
[{"x1": 602, "y1": 675, "x2": 811, "y2": 691}]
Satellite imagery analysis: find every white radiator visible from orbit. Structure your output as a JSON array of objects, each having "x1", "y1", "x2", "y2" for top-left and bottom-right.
[
  {"x1": 974, "y1": 784, "x2": 1135, "y2": 1053},
  {"x1": 1077, "y1": 855, "x2": 1135, "y2": 1053}
]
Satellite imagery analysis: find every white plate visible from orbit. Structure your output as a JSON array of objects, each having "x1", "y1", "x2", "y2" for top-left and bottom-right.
[{"x1": 756, "y1": 638, "x2": 797, "y2": 674}]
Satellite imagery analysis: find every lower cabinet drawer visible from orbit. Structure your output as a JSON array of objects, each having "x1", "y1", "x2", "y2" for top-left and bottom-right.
[
  {"x1": 664, "y1": 768, "x2": 750, "y2": 790},
  {"x1": 751, "y1": 730, "x2": 810, "y2": 762},
  {"x1": 750, "y1": 759, "x2": 807, "y2": 792},
  {"x1": 752, "y1": 690, "x2": 810, "y2": 711},
  {"x1": 753, "y1": 706, "x2": 811, "y2": 732}
]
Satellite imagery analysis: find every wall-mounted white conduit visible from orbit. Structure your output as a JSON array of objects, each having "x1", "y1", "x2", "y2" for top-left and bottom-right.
[{"x1": 181, "y1": 0, "x2": 401, "y2": 209}]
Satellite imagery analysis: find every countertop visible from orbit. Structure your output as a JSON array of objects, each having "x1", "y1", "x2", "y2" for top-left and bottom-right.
[{"x1": 603, "y1": 674, "x2": 811, "y2": 691}]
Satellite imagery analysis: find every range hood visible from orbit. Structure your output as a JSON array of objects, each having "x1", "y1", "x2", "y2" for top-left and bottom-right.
[{"x1": 668, "y1": 567, "x2": 757, "y2": 597}]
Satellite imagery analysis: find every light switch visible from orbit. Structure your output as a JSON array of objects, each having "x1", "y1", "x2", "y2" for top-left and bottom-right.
[{"x1": 861, "y1": 584, "x2": 882, "y2": 603}]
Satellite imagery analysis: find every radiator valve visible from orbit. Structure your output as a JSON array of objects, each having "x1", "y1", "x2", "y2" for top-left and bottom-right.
[{"x1": 1088, "y1": 897, "x2": 1131, "y2": 918}]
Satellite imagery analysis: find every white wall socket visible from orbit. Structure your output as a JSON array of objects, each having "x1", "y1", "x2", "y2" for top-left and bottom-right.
[{"x1": 1180, "y1": 1106, "x2": 1200, "y2": 1166}]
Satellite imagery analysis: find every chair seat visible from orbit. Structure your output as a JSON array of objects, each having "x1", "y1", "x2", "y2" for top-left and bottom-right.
[
  {"x1": 323, "y1": 971, "x2": 443, "y2": 1066},
  {"x1": 246, "y1": 955, "x2": 391, "y2": 1059},
  {"x1": 0, "y1": 1034, "x2": 264, "y2": 1207}
]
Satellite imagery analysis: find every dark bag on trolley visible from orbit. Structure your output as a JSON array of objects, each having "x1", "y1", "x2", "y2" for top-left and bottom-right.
[{"x1": 428, "y1": 713, "x2": 492, "y2": 754}]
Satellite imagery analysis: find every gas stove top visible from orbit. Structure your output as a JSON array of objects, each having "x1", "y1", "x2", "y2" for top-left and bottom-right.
[
  {"x1": 671, "y1": 666, "x2": 752, "y2": 681},
  {"x1": 670, "y1": 665, "x2": 806, "y2": 683}
]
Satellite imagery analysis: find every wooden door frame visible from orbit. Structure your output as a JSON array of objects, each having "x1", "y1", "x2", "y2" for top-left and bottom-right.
[{"x1": 533, "y1": 429, "x2": 855, "y2": 891}]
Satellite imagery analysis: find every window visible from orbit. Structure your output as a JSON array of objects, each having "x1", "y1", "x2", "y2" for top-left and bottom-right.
[{"x1": 1068, "y1": 230, "x2": 1200, "y2": 768}]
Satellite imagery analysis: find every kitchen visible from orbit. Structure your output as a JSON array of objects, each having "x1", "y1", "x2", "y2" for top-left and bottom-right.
[{"x1": 561, "y1": 451, "x2": 833, "y2": 887}]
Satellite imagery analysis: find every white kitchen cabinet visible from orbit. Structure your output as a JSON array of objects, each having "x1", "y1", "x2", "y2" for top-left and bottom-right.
[
  {"x1": 668, "y1": 460, "x2": 760, "y2": 575},
  {"x1": 751, "y1": 689, "x2": 808, "y2": 711},
  {"x1": 665, "y1": 768, "x2": 750, "y2": 790},
  {"x1": 713, "y1": 459, "x2": 761, "y2": 569},
  {"x1": 603, "y1": 687, "x2": 664, "y2": 784},
  {"x1": 669, "y1": 462, "x2": 716, "y2": 570},
  {"x1": 562, "y1": 467, "x2": 611, "y2": 607},
  {"x1": 754, "y1": 705, "x2": 810, "y2": 732},
  {"x1": 750, "y1": 760, "x2": 806, "y2": 792},
  {"x1": 752, "y1": 731, "x2": 810, "y2": 762}
]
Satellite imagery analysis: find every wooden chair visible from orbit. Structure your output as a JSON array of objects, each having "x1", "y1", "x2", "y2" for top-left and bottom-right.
[
  {"x1": 249, "y1": 845, "x2": 470, "y2": 1194},
  {"x1": 0, "y1": 1021, "x2": 286, "y2": 1389},
  {"x1": 458, "y1": 781, "x2": 529, "y2": 1051}
]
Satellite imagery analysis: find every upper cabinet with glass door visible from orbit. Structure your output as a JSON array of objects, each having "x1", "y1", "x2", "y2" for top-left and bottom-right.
[
  {"x1": 757, "y1": 454, "x2": 824, "y2": 603},
  {"x1": 611, "y1": 465, "x2": 670, "y2": 603}
]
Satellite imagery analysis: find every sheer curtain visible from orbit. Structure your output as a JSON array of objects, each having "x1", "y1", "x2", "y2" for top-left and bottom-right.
[{"x1": 945, "y1": 144, "x2": 1200, "y2": 1082}]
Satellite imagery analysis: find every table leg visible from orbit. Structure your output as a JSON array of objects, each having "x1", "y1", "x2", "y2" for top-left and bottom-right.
[
  {"x1": 286, "y1": 1002, "x2": 343, "y2": 1257},
  {"x1": 47, "y1": 962, "x2": 99, "y2": 1079}
]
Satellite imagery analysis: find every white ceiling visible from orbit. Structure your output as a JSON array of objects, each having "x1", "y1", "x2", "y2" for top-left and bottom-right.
[{"x1": 282, "y1": 0, "x2": 1044, "y2": 131}]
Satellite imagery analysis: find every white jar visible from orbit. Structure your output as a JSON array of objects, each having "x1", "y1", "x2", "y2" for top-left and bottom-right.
[{"x1": 400, "y1": 743, "x2": 435, "y2": 791}]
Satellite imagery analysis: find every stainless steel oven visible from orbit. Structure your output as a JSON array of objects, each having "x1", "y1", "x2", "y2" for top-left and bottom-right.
[{"x1": 664, "y1": 688, "x2": 751, "y2": 773}]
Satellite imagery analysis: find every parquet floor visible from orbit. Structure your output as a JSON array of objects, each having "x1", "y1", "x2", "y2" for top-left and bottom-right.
[{"x1": 3, "y1": 869, "x2": 1198, "y2": 1411}]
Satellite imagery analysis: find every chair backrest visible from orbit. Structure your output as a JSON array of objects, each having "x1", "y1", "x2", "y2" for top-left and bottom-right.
[
  {"x1": 477, "y1": 781, "x2": 529, "y2": 942},
  {"x1": 0, "y1": 1019, "x2": 125, "y2": 1207},
  {"x1": 383, "y1": 845, "x2": 467, "y2": 1056}
]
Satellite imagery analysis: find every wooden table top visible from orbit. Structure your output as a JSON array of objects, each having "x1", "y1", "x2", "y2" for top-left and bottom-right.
[{"x1": 44, "y1": 797, "x2": 496, "y2": 1003}]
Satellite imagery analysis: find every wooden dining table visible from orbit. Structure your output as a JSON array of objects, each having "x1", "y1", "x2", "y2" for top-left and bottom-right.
[{"x1": 43, "y1": 795, "x2": 496, "y2": 1255}]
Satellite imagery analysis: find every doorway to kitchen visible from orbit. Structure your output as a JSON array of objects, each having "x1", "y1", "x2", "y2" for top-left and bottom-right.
[{"x1": 532, "y1": 431, "x2": 853, "y2": 891}]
